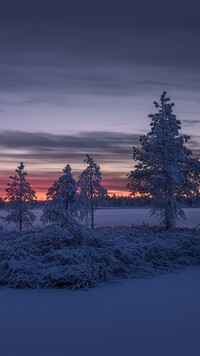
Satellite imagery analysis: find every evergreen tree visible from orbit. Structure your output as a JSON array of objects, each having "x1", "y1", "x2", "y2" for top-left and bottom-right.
[
  {"x1": 77, "y1": 155, "x2": 107, "y2": 229},
  {"x1": 5, "y1": 162, "x2": 36, "y2": 230},
  {"x1": 128, "y1": 91, "x2": 200, "y2": 229},
  {"x1": 41, "y1": 164, "x2": 77, "y2": 227}
]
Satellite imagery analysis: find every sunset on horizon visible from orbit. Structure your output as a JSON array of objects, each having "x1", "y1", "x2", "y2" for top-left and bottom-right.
[{"x1": 1, "y1": 0, "x2": 200, "y2": 199}]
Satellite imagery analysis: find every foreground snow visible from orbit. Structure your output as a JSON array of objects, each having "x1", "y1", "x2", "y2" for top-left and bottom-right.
[
  {"x1": 0, "y1": 267, "x2": 200, "y2": 356},
  {"x1": 0, "y1": 225, "x2": 200, "y2": 288},
  {"x1": 0, "y1": 211, "x2": 200, "y2": 355}
]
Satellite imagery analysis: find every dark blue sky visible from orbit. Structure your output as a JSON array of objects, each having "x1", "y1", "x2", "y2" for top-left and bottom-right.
[{"x1": 0, "y1": 0, "x2": 200, "y2": 197}]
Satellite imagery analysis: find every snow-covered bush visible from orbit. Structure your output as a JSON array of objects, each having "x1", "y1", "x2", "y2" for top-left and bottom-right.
[{"x1": 0, "y1": 225, "x2": 200, "y2": 289}]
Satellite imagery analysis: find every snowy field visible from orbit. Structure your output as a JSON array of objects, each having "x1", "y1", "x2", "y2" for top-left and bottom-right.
[
  {"x1": 93, "y1": 207, "x2": 200, "y2": 228},
  {"x1": 1, "y1": 207, "x2": 200, "y2": 230},
  {"x1": 30, "y1": 207, "x2": 200, "y2": 228},
  {"x1": 0, "y1": 267, "x2": 200, "y2": 356},
  {"x1": 0, "y1": 208, "x2": 200, "y2": 355}
]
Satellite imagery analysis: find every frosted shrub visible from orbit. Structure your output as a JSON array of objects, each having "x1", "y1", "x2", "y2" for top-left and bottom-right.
[{"x1": 0, "y1": 226, "x2": 200, "y2": 289}]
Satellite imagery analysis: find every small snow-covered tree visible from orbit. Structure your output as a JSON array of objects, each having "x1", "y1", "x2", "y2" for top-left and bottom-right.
[
  {"x1": 77, "y1": 155, "x2": 107, "y2": 229},
  {"x1": 41, "y1": 164, "x2": 77, "y2": 227},
  {"x1": 5, "y1": 162, "x2": 36, "y2": 230},
  {"x1": 128, "y1": 91, "x2": 200, "y2": 229}
]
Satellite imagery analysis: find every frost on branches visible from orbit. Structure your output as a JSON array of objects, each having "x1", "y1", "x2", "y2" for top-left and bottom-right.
[
  {"x1": 41, "y1": 164, "x2": 78, "y2": 227},
  {"x1": 1, "y1": 225, "x2": 200, "y2": 289},
  {"x1": 5, "y1": 162, "x2": 36, "y2": 230},
  {"x1": 78, "y1": 155, "x2": 107, "y2": 229},
  {"x1": 128, "y1": 91, "x2": 200, "y2": 229}
]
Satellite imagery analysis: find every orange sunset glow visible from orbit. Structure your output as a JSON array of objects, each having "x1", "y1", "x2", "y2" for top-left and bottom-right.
[{"x1": 0, "y1": 171, "x2": 130, "y2": 200}]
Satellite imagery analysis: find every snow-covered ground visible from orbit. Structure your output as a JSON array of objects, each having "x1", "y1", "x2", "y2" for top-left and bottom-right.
[
  {"x1": 0, "y1": 267, "x2": 200, "y2": 356},
  {"x1": 35, "y1": 207, "x2": 200, "y2": 228},
  {"x1": 1, "y1": 207, "x2": 200, "y2": 230},
  {"x1": 94, "y1": 207, "x2": 200, "y2": 228},
  {"x1": 0, "y1": 208, "x2": 200, "y2": 355}
]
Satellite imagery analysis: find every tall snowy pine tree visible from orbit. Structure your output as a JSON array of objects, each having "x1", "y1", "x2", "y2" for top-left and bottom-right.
[
  {"x1": 128, "y1": 91, "x2": 200, "y2": 229},
  {"x1": 78, "y1": 155, "x2": 107, "y2": 229},
  {"x1": 5, "y1": 162, "x2": 36, "y2": 230}
]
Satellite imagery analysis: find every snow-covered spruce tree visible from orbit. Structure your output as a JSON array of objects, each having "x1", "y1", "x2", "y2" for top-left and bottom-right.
[
  {"x1": 5, "y1": 162, "x2": 36, "y2": 230},
  {"x1": 128, "y1": 91, "x2": 200, "y2": 229},
  {"x1": 77, "y1": 155, "x2": 107, "y2": 229},
  {"x1": 41, "y1": 164, "x2": 77, "y2": 227}
]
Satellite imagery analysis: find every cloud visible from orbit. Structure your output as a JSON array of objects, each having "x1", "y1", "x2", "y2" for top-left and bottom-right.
[
  {"x1": 1, "y1": 0, "x2": 200, "y2": 34},
  {"x1": 0, "y1": 0, "x2": 200, "y2": 101},
  {"x1": 0, "y1": 129, "x2": 139, "y2": 195},
  {"x1": 182, "y1": 119, "x2": 200, "y2": 126},
  {"x1": 0, "y1": 130, "x2": 139, "y2": 164},
  {"x1": 0, "y1": 130, "x2": 199, "y2": 165}
]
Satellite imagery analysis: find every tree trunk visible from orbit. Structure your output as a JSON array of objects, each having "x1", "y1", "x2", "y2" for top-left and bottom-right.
[
  {"x1": 164, "y1": 200, "x2": 173, "y2": 230},
  {"x1": 91, "y1": 199, "x2": 94, "y2": 229},
  {"x1": 19, "y1": 208, "x2": 22, "y2": 231},
  {"x1": 90, "y1": 171, "x2": 94, "y2": 229}
]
